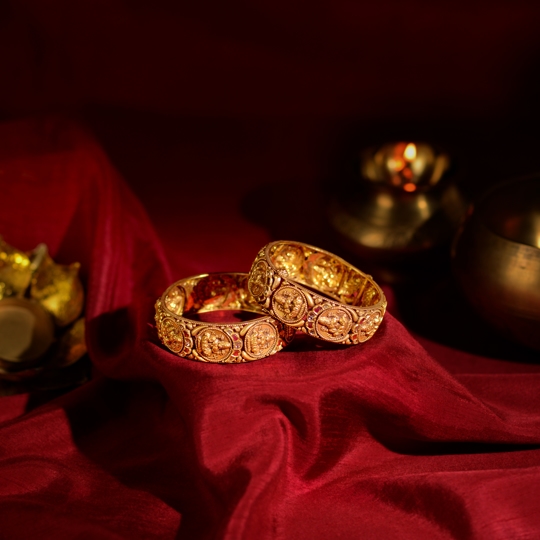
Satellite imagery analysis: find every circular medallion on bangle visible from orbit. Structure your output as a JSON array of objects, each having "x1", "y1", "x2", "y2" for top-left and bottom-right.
[
  {"x1": 248, "y1": 241, "x2": 387, "y2": 344},
  {"x1": 155, "y1": 273, "x2": 295, "y2": 363}
]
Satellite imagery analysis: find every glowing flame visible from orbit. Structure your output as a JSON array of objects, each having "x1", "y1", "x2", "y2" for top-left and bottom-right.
[
  {"x1": 403, "y1": 182, "x2": 417, "y2": 192},
  {"x1": 404, "y1": 143, "x2": 417, "y2": 161}
]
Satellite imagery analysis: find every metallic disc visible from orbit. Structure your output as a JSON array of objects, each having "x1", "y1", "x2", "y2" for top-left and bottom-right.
[
  {"x1": 244, "y1": 322, "x2": 278, "y2": 359},
  {"x1": 271, "y1": 286, "x2": 307, "y2": 324},
  {"x1": 248, "y1": 260, "x2": 269, "y2": 298},
  {"x1": 160, "y1": 317, "x2": 185, "y2": 353},
  {"x1": 196, "y1": 328, "x2": 233, "y2": 362},
  {"x1": 0, "y1": 297, "x2": 55, "y2": 367},
  {"x1": 316, "y1": 307, "x2": 353, "y2": 342}
]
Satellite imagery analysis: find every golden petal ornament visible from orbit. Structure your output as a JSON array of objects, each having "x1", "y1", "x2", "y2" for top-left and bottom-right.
[
  {"x1": 30, "y1": 255, "x2": 84, "y2": 327},
  {"x1": 0, "y1": 236, "x2": 33, "y2": 299}
]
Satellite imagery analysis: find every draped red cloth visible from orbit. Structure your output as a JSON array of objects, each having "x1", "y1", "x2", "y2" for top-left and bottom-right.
[{"x1": 1, "y1": 117, "x2": 540, "y2": 539}]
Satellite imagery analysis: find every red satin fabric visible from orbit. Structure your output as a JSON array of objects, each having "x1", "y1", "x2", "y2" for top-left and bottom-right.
[{"x1": 0, "y1": 117, "x2": 539, "y2": 539}]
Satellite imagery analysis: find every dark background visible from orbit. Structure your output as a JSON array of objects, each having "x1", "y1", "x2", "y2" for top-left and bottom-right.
[{"x1": 2, "y1": 1, "x2": 540, "y2": 179}]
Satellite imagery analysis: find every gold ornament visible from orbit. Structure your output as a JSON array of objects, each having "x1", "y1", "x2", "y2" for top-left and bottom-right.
[{"x1": 0, "y1": 236, "x2": 88, "y2": 393}]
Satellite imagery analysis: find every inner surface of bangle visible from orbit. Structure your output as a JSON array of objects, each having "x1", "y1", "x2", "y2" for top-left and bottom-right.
[
  {"x1": 163, "y1": 273, "x2": 263, "y2": 318},
  {"x1": 268, "y1": 242, "x2": 381, "y2": 307}
]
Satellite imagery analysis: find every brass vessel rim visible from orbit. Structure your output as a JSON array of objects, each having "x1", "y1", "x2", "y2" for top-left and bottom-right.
[{"x1": 475, "y1": 176, "x2": 540, "y2": 251}]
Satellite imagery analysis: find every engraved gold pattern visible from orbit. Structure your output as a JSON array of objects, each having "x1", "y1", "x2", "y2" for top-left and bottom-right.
[
  {"x1": 159, "y1": 317, "x2": 184, "y2": 353},
  {"x1": 272, "y1": 244, "x2": 304, "y2": 279},
  {"x1": 155, "y1": 273, "x2": 293, "y2": 363},
  {"x1": 244, "y1": 322, "x2": 278, "y2": 359},
  {"x1": 249, "y1": 241, "x2": 386, "y2": 344},
  {"x1": 357, "y1": 310, "x2": 384, "y2": 342},
  {"x1": 197, "y1": 328, "x2": 232, "y2": 362},
  {"x1": 304, "y1": 253, "x2": 344, "y2": 294},
  {"x1": 316, "y1": 308, "x2": 353, "y2": 342},
  {"x1": 248, "y1": 260, "x2": 269, "y2": 298},
  {"x1": 271, "y1": 286, "x2": 307, "y2": 323}
]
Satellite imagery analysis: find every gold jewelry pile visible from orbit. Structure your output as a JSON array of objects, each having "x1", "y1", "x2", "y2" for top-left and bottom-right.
[{"x1": 155, "y1": 241, "x2": 386, "y2": 363}]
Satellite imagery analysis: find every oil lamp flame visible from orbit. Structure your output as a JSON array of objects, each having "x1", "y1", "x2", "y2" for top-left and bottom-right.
[{"x1": 403, "y1": 143, "x2": 417, "y2": 161}]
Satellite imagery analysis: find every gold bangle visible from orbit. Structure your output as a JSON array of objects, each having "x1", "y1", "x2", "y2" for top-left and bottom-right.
[
  {"x1": 155, "y1": 273, "x2": 295, "y2": 363},
  {"x1": 248, "y1": 241, "x2": 386, "y2": 344}
]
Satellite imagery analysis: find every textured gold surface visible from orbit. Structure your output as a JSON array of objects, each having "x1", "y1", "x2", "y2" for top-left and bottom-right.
[
  {"x1": 316, "y1": 308, "x2": 353, "y2": 342},
  {"x1": 30, "y1": 256, "x2": 84, "y2": 327},
  {"x1": 155, "y1": 273, "x2": 294, "y2": 363},
  {"x1": 248, "y1": 241, "x2": 386, "y2": 344},
  {"x1": 0, "y1": 237, "x2": 33, "y2": 299},
  {"x1": 272, "y1": 286, "x2": 308, "y2": 323}
]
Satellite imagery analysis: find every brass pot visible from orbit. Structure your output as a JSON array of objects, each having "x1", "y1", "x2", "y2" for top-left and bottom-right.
[
  {"x1": 329, "y1": 141, "x2": 468, "y2": 281},
  {"x1": 452, "y1": 176, "x2": 540, "y2": 351}
]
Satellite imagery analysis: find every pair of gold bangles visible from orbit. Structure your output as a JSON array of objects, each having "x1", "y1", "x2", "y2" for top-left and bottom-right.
[{"x1": 155, "y1": 241, "x2": 387, "y2": 363}]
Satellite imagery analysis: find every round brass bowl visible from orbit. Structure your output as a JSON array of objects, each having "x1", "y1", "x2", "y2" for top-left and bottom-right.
[
  {"x1": 452, "y1": 177, "x2": 540, "y2": 351},
  {"x1": 0, "y1": 297, "x2": 55, "y2": 371}
]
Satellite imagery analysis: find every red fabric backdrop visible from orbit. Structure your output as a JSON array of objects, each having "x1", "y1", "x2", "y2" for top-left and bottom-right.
[{"x1": 1, "y1": 1, "x2": 540, "y2": 538}]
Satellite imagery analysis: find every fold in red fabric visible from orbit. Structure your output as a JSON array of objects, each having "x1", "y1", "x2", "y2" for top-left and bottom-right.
[{"x1": 1, "y1": 118, "x2": 540, "y2": 539}]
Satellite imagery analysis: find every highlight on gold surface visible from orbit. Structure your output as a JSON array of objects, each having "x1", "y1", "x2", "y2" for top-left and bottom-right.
[
  {"x1": 271, "y1": 286, "x2": 307, "y2": 323},
  {"x1": 0, "y1": 237, "x2": 33, "y2": 299},
  {"x1": 244, "y1": 322, "x2": 279, "y2": 359},
  {"x1": 248, "y1": 241, "x2": 386, "y2": 344},
  {"x1": 0, "y1": 236, "x2": 87, "y2": 389},
  {"x1": 31, "y1": 256, "x2": 84, "y2": 327},
  {"x1": 155, "y1": 273, "x2": 295, "y2": 363}
]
